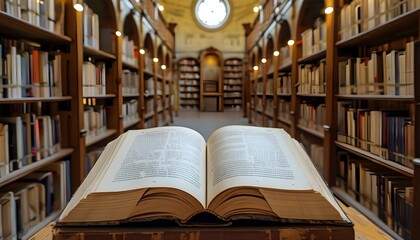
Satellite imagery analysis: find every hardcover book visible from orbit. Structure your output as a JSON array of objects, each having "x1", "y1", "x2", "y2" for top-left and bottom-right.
[{"x1": 57, "y1": 125, "x2": 352, "y2": 227}]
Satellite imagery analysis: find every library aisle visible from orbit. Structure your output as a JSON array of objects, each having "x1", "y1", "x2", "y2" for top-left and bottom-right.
[{"x1": 171, "y1": 109, "x2": 249, "y2": 140}]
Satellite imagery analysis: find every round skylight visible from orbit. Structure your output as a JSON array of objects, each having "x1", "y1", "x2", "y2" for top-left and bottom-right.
[{"x1": 195, "y1": 0, "x2": 230, "y2": 29}]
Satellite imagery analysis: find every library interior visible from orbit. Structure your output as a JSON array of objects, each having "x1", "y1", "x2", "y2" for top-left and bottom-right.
[{"x1": 0, "y1": 0, "x2": 419, "y2": 239}]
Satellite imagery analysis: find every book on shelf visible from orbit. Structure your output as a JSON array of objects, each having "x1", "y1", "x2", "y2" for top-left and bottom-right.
[
  {"x1": 0, "y1": 191, "x2": 17, "y2": 240},
  {"x1": 57, "y1": 125, "x2": 352, "y2": 227}
]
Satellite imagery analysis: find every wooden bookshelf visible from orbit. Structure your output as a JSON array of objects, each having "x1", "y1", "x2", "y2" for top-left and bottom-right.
[
  {"x1": 0, "y1": 0, "x2": 175, "y2": 238},
  {"x1": 223, "y1": 58, "x2": 243, "y2": 110},
  {"x1": 177, "y1": 57, "x2": 200, "y2": 110},
  {"x1": 244, "y1": 0, "x2": 419, "y2": 238}
]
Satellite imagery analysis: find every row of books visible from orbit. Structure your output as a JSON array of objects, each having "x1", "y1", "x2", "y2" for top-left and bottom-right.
[
  {"x1": 180, "y1": 93, "x2": 199, "y2": 99},
  {"x1": 277, "y1": 99, "x2": 292, "y2": 122},
  {"x1": 277, "y1": 73, "x2": 292, "y2": 94},
  {"x1": 83, "y1": 3, "x2": 100, "y2": 49},
  {"x1": 3, "y1": 0, "x2": 58, "y2": 33},
  {"x1": 224, "y1": 66, "x2": 242, "y2": 72},
  {"x1": 0, "y1": 160, "x2": 70, "y2": 239},
  {"x1": 83, "y1": 104, "x2": 107, "y2": 141},
  {"x1": 122, "y1": 99, "x2": 139, "y2": 127},
  {"x1": 338, "y1": 105, "x2": 414, "y2": 168},
  {"x1": 82, "y1": 61, "x2": 106, "y2": 96},
  {"x1": 0, "y1": 114, "x2": 61, "y2": 178},
  {"x1": 144, "y1": 54, "x2": 153, "y2": 73},
  {"x1": 223, "y1": 92, "x2": 241, "y2": 98},
  {"x1": 224, "y1": 59, "x2": 241, "y2": 65},
  {"x1": 0, "y1": 42, "x2": 62, "y2": 99},
  {"x1": 337, "y1": 154, "x2": 413, "y2": 239},
  {"x1": 223, "y1": 73, "x2": 242, "y2": 78},
  {"x1": 224, "y1": 79, "x2": 241, "y2": 85},
  {"x1": 180, "y1": 86, "x2": 199, "y2": 93},
  {"x1": 179, "y1": 73, "x2": 200, "y2": 79},
  {"x1": 178, "y1": 65, "x2": 199, "y2": 72},
  {"x1": 122, "y1": 69, "x2": 139, "y2": 95},
  {"x1": 122, "y1": 36, "x2": 138, "y2": 66},
  {"x1": 144, "y1": 77, "x2": 154, "y2": 97},
  {"x1": 144, "y1": 98, "x2": 154, "y2": 114},
  {"x1": 338, "y1": 41, "x2": 415, "y2": 96},
  {"x1": 298, "y1": 102, "x2": 326, "y2": 133},
  {"x1": 309, "y1": 143, "x2": 324, "y2": 174},
  {"x1": 223, "y1": 85, "x2": 241, "y2": 91},
  {"x1": 297, "y1": 60, "x2": 326, "y2": 94},
  {"x1": 85, "y1": 148, "x2": 104, "y2": 175},
  {"x1": 279, "y1": 46, "x2": 291, "y2": 65},
  {"x1": 179, "y1": 79, "x2": 199, "y2": 86},
  {"x1": 340, "y1": 0, "x2": 419, "y2": 41},
  {"x1": 301, "y1": 18, "x2": 326, "y2": 57}
]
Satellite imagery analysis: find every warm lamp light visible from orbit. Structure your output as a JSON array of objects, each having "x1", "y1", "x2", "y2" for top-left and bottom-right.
[
  {"x1": 253, "y1": 66, "x2": 258, "y2": 71},
  {"x1": 139, "y1": 49, "x2": 145, "y2": 54},
  {"x1": 153, "y1": 57, "x2": 159, "y2": 63},
  {"x1": 73, "y1": 3, "x2": 83, "y2": 11},
  {"x1": 253, "y1": 6, "x2": 259, "y2": 13},
  {"x1": 158, "y1": 5, "x2": 164, "y2": 11},
  {"x1": 273, "y1": 51, "x2": 280, "y2": 56},
  {"x1": 287, "y1": 39, "x2": 295, "y2": 46},
  {"x1": 115, "y1": 31, "x2": 122, "y2": 37},
  {"x1": 161, "y1": 65, "x2": 166, "y2": 70},
  {"x1": 324, "y1": 7, "x2": 334, "y2": 14},
  {"x1": 261, "y1": 58, "x2": 267, "y2": 63}
]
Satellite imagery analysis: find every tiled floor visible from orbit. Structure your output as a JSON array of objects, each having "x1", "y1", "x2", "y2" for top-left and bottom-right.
[{"x1": 170, "y1": 109, "x2": 249, "y2": 140}]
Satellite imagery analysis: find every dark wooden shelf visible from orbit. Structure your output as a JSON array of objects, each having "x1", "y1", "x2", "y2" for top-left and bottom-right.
[
  {"x1": 277, "y1": 93, "x2": 292, "y2": 97},
  {"x1": 277, "y1": 116, "x2": 292, "y2": 126},
  {"x1": 298, "y1": 49, "x2": 326, "y2": 64},
  {"x1": 123, "y1": 118, "x2": 141, "y2": 129},
  {"x1": 336, "y1": 9, "x2": 419, "y2": 47},
  {"x1": 123, "y1": 93, "x2": 140, "y2": 98},
  {"x1": 203, "y1": 92, "x2": 222, "y2": 96},
  {"x1": 83, "y1": 94, "x2": 117, "y2": 99},
  {"x1": 122, "y1": 61, "x2": 139, "y2": 70},
  {"x1": 297, "y1": 93, "x2": 326, "y2": 98},
  {"x1": 143, "y1": 69, "x2": 154, "y2": 77},
  {"x1": 0, "y1": 96, "x2": 72, "y2": 103},
  {"x1": 86, "y1": 129, "x2": 117, "y2": 147},
  {"x1": 335, "y1": 141, "x2": 414, "y2": 177},
  {"x1": 84, "y1": 46, "x2": 116, "y2": 60},
  {"x1": 297, "y1": 124, "x2": 324, "y2": 139},
  {"x1": 0, "y1": 12, "x2": 72, "y2": 45},
  {"x1": 278, "y1": 62, "x2": 292, "y2": 72},
  {"x1": 144, "y1": 111, "x2": 155, "y2": 120},
  {"x1": 336, "y1": 94, "x2": 414, "y2": 101},
  {"x1": 0, "y1": 148, "x2": 74, "y2": 188}
]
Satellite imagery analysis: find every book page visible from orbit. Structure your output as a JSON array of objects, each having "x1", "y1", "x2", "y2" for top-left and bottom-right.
[
  {"x1": 206, "y1": 126, "x2": 311, "y2": 205},
  {"x1": 95, "y1": 127, "x2": 207, "y2": 207}
]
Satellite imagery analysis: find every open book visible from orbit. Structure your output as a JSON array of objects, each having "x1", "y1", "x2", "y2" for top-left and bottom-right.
[{"x1": 58, "y1": 126, "x2": 351, "y2": 225}]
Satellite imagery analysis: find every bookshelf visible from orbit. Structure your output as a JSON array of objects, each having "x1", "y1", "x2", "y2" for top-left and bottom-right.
[
  {"x1": 0, "y1": 0, "x2": 175, "y2": 238},
  {"x1": 121, "y1": 5, "x2": 141, "y2": 131},
  {"x1": 223, "y1": 58, "x2": 243, "y2": 111},
  {"x1": 244, "y1": 0, "x2": 419, "y2": 239},
  {"x1": 177, "y1": 57, "x2": 200, "y2": 110},
  {"x1": 0, "y1": 0, "x2": 73, "y2": 238}
]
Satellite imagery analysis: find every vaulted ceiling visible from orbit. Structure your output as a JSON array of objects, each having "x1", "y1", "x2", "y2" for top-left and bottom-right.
[{"x1": 158, "y1": 0, "x2": 260, "y2": 59}]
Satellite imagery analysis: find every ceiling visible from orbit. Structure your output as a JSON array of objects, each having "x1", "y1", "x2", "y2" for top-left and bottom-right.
[
  {"x1": 159, "y1": 0, "x2": 260, "y2": 25},
  {"x1": 158, "y1": 0, "x2": 260, "y2": 59}
]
